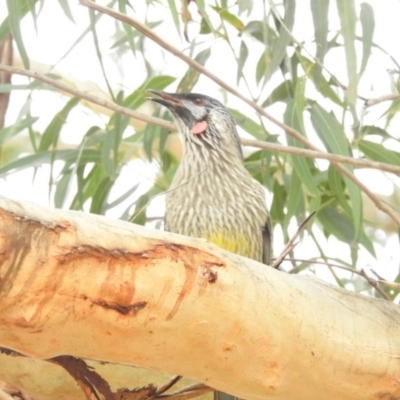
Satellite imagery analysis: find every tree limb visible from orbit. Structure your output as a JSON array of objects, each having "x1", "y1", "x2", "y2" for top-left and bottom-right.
[
  {"x1": 0, "y1": 197, "x2": 399, "y2": 400},
  {"x1": 1, "y1": 63, "x2": 399, "y2": 177}
]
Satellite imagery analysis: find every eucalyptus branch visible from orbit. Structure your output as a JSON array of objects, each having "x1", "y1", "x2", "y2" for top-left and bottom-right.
[
  {"x1": 0, "y1": 64, "x2": 174, "y2": 131},
  {"x1": 77, "y1": 0, "x2": 400, "y2": 227},
  {"x1": 1, "y1": 63, "x2": 400, "y2": 176},
  {"x1": 359, "y1": 269, "x2": 391, "y2": 301},
  {"x1": 361, "y1": 92, "x2": 400, "y2": 128},
  {"x1": 271, "y1": 212, "x2": 316, "y2": 269},
  {"x1": 241, "y1": 138, "x2": 400, "y2": 175},
  {"x1": 364, "y1": 93, "x2": 400, "y2": 108}
]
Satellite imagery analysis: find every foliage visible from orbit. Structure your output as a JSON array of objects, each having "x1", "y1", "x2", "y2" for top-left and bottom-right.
[{"x1": 0, "y1": 0, "x2": 400, "y2": 300}]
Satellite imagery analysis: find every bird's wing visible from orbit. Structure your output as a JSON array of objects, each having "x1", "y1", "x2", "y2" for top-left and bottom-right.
[{"x1": 262, "y1": 214, "x2": 272, "y2": 265}]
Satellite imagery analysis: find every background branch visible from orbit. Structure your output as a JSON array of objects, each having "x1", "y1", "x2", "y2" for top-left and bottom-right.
[{"x1": 1, "y1": 63, "x2": 399, "y2": 177}]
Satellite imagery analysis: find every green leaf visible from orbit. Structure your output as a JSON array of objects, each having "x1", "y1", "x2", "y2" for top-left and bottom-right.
[
  {"x1": 57, "y1": 0, "x2": 75, "y2": 23},
  {"x1": 0, "y1": 149, "x2": 100, "y2": 176},
  {"x1": 53, "y1": 3, "x2": 120, "y2": 65},
  {"x1": 360, "y1": 125, "x2": 390, "y2": 139},
  {"x1": 237, "y1": 0, "x2": 253, "y2": 15},
  {"x1": 54, "y1": 130, "x2": 93, "y2": 209},
  {"x1": 158, "y1": 126, "x2": 169, "y2": 157},
  {"x1": 142, "y1": 120, "x2": 155, "y2": 161},
  {"x1": 245, "y1": 150, "x2": 272, "y2": 187},
  {"x1": 102, "y1": 121, "x2": 119, "y2": 178},
  {"x1": 167, "y1": 0, "x2": 180, "y2": 35},
  {"x1": 130, "y1": 186, "x2": 162, "y2": 226},
  {"x1": 318, "y1": 207, "x2": 375, "y2": 257},
  {"x1": 284, "y1": 169, "x2": 304, "y2": 229},
  {"x1": 199, "y1": 17, "x2": 212, "y2": 35},
  {"x1": 6, "y1": 0, "x2": 30, "y2": 69},
  {"x1": 0, "y1": 80, "x2": 43, "y2": 93},
  {"x1": 177, "y1": 49, "x2": 211, "y2": 92},
  {"x1": 0, "y1": 116, "x2": 38, "y2": 146},
  {"x1": 102, "y1": 92, "x2": 129, "y2": 178},
  {"x1": 358, "y1": 140, "x2": 400, "y2": 165},
  {"x1": 262, "y1": 80, "x2": 293, "y2": 107},
  {"x1": 118, "y1": 0, "x2": 136, "y2": 54},
  {"x1": 270, "y1": 180, "x2": 286, "y2": 224},
  {"x1": 256, "y1": 51, "x2": 268, "y2": 85},
  {"x1": 310, "y1": 104, "x2": 362, "y2": 238},
  {"x1": 309, "y1": 104, "x2": 350, "y2": 155},
  {"x1": 237, "y1": 40, "x2": 249, "y2": 85},
  {"x1": 90, "y1": 176, "x2": 113, "y2": 215},
  {"x1": 284, "y1": 97, "x2": 319, "y2": 197},
  {"x1": 54, "y1": 169, "x2": 72, "y2": 208},
  {"x1": 265, "y1": 0, "x2": 295, "y2": 80},
  {"x1": 125, "y1": 76, "x2": 176, "y2": 109},
  {"x1": 359, "y1": 229, "x2": 376, "y2": 257},
  {"x1": 336, "y1": 0, "x2": 358, "y2": 104},
  {"x1": 382, "y1": 98, "x2": 400, "y2": 127},
  {"x1": 211, "y1": 6, "x2": 245, "y2": 31},
  {"x1": 318, "y1": 207, "x2": 356, "y2": 243},
  {"x1": 39, "y1": 97, "x2": 80, "y2": 151},
  {"x1": 229, "y1": 109, "x2": 266, "y2": 140},
  {"x1": 89, "y1": 9, "x2": 115, "y2": 101},
  {"x1": 359, "y1": 2, "x2": 374, "y2": 77},
  {"x1": 196, "y1": 0, "x2": 214, "y2": 34},
  {"x1": 243, "y1": 20, "x2": 264, "y2": 43},
  {"x1": 296, "y1": 54, "x2": 343, "y2": 106},
  {"x1": 105, "y1": 183, "x2": 140, "y2": 210},
  {"x1": 311, "y1": 0, "x2": 329, "y2": 82},
  {"x1": 327, "y1": 166, "x2": 352, "y2": 217},
  {"x1": 70, "y1": 163, "x2": 108, "y2": 211}
]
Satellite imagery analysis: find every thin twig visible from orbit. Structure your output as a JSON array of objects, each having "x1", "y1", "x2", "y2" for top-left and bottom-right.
[
  {"x1": 78, "y1": 0, "x2": 400, "y2": 227},
  {"x1": 155, "y1": 376, "x2": 182, "y2": 395},
  {"x1": 285, "y1": 258, "x2": 357, "y2": 274},
  {"x1": 364, "y1": 93, "x2": 400, "y2": 108},
  {"x1": 271, "y1": 212, "x2": 316, "y2": 269},
  {"x1": 285, "y1": 258, "x2": 394, "y2": 301},
  {"x1": 3, "y1": 63, "x2": 400, "y2": 176},
  {"x1": 0, "y1": 64, "x2": 174, "y2": 131},
  {"x1": 241, "y1": 138, "x2": 400, "y2": 174},
  {"x1": 155, "y1": 383, "x2": 212, "y2": 399},
  {"x1": 377, "y1": 280, "x2": 400, "y2": 291},
  {"x1": 359, "y1": 269, "x2": 391, "y2": 301}
]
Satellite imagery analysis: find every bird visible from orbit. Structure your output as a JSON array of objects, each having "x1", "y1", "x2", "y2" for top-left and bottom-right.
[{"x1": 149, "y1": 90, "x2": 272, "y2": 400}]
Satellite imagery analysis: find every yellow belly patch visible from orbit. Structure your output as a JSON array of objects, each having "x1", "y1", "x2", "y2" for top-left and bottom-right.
[{"x1": 204, "y1": 231, "x2": 255, "y2": 259}]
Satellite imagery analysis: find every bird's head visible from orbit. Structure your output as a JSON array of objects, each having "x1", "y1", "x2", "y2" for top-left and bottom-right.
[{"x1": 148, "y1": 90, "x2": 242, "y2": 159}]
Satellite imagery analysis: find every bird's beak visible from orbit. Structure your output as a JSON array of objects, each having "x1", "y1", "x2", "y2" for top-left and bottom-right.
[{"x1": 147, "y1": 90, "x2": 183, "y2": 108}]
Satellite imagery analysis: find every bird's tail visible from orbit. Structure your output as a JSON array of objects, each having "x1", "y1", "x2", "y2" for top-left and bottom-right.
[{"x1": 214, "y1": 391, "x2": 239, "y2": 400}]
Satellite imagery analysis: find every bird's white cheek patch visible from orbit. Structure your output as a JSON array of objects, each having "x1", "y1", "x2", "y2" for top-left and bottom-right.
[{"x1": 191, "y1": 120, "x2": 208, "y2": 135}]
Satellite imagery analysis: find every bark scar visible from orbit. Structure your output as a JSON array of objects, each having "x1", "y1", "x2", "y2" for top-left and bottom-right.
[{"x1": 92, "y1": 299, "x2": 147, "y2": 315}]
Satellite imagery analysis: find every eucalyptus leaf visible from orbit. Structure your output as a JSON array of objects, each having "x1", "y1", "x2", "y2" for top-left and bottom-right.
[
  {"x1": 359, "y1": 2, "x2": 375, "y2": 77},
  {"x1": 358, "y1": 140, "x2": 400, "y2": 165},
  {"x1": 336, "y1": 0, "x2": 358, "y2": 104}
]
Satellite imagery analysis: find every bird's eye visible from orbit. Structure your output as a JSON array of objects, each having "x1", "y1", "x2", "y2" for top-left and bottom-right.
[{"x1": 194, "y1": 98, "x2": 204, "y2": 106}]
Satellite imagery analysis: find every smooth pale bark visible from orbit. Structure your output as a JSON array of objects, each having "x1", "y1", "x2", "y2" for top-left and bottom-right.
[{"x1": 0, "y1": 197, "x2": 399, "y2": 400}]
